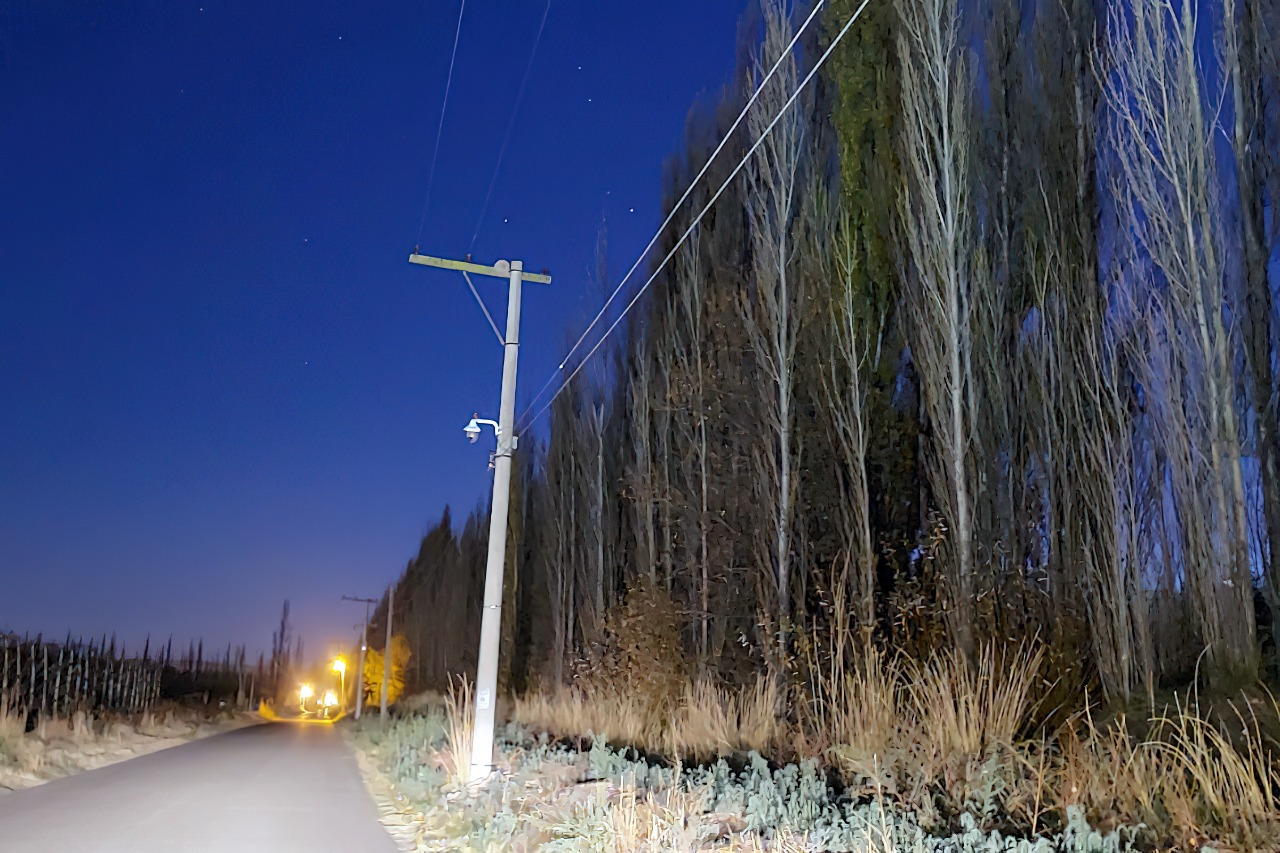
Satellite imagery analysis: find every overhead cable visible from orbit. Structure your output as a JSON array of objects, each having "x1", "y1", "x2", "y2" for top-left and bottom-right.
[
  {"x1": 516, "y1": 0, "x2": 830, "y2": 426},
  {"x1": 519, "y1": 0, "x2": 874, "y2": 432},
  {"x1": 415, "y1": 0, "x2": 469, "y2": 245},
  {"x1": 469, "y1": 0, "x2": 554, "y2": 252}
]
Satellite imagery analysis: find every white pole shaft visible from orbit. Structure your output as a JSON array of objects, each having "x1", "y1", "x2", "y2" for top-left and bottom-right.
[
  {"x1": 469, "y1": 260, "x2": 522, "y2": 782},
  {"x1": 381, "y1": 583, "x2": 393, "y2": 721},
  {"x1": 355, "y1": 604, "x2": 367, "y2": 721}
]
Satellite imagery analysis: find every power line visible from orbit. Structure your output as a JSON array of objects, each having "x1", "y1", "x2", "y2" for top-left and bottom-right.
[
  {"x1": 469, "y1": 0, "x2": 553, "y2": 252},
  {"x1": 415, "y1": 0, "x2": 469, "y2": 247},
  {"x1": 515, "y1": 0, "x2": 830, "y2": 427},
  {"x1": 519, "y1": 0, "x2": 874, "y2": 433}
]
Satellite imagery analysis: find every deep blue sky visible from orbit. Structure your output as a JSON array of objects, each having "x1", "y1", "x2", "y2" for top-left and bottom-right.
[{"x1": 0, "y1": 0, "x2": 746, "y2": 660}]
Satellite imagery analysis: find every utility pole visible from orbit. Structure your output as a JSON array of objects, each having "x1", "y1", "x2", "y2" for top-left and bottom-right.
[
  {"x1": 341, "y1": 595, "x2": 377, "y2": 721},
  {"x1": 408, "y1": 251, "x2": 550, "y2": 783},
  {"x1": 381, "y1": 581, "x2": 393, "y2": 721}
]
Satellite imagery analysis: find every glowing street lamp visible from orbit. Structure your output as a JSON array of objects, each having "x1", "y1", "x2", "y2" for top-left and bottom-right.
[
  {"x1": 298, "y1": 683, "x2": 314, "y2": 713},
  {"x1": 331, "y1": 657, "x2": 347, "y2": 709}
]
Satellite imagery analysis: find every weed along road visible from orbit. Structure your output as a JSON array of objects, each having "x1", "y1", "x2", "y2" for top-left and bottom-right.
[{"x1": 0, "y1": 721, "x2": 397, "y2": 852}]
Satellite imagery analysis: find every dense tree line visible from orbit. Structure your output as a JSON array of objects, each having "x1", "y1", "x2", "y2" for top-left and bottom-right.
[{"x1": 376, "y1": 0, "x2": 1280, "y2": 705}]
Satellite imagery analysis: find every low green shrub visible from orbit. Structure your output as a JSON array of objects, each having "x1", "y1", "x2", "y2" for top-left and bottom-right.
[{"x1": 354, "y1": 710, "x2": 1153, "y2": 852}]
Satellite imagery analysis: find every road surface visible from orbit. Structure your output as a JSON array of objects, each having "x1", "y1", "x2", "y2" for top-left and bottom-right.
[{"x1": 0, "y1": 721, "x2": 398, "y2": 852}]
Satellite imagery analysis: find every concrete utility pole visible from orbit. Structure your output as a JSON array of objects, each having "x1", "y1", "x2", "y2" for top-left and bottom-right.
[
  {"x1": 408, "y1": 252, "x2": 551, "y2": 783},
  {"x1": 341, "y1": 595, "x2": 377, "y2": 720},
  {"x1": 381, "y1": 582, "x2": 393, "y2": 722}
]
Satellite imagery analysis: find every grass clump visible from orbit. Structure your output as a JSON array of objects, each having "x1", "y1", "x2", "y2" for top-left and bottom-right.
[
  {"x1": 903, "y1": 643, "x2": 1047, "y2": 826},
  {"x1": 1058, "y1": 692, "x2": 1280, "y2": 850},
  {"x1": 512, "y1": 674, "x2": 784, "y2": 762},
  {"x1": 514, "y1": 686, "x2": 656, "y2": 748},
  {"x1": 0, "y1": 701, "x2": 39, "y2": 774},
  {"x1": 443, "y1": 676, "x2": 473, "y2": 784},
  {"x1": 667, "y1": 675, "x2": 780, "y2": 760}
]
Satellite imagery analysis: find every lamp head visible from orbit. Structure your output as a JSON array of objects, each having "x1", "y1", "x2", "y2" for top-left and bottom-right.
[{"x1": 464, "y1": 415, "x2": 481, "y2": 444}]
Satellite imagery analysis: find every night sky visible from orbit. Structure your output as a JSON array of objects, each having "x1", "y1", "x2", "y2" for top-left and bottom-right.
[{"x1": 0, "y1": 1, "x2": 746, "y2": 660}]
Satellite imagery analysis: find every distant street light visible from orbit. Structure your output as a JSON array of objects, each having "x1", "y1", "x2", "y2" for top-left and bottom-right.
[
  {"x1": 298, "y1": 683, "x2": 313, "y2": 713},
  {"x1": 331, "y1": 657, "x2": 347, "y2": 710}
]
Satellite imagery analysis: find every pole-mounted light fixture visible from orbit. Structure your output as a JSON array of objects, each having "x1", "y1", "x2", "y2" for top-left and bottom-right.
[{"x1": 463, "y1": 413, "x2": 514, "y2": 448}]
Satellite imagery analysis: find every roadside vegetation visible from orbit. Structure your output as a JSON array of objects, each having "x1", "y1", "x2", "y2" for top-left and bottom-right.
[
  {"x1": 350, "y1": 631, "x2": 1280, "y2": 851},
  {"x1": 350, "y1": 0, "x2": 1280, "y2": 848},
  {"x1": 0, "y1": 701, "x2": 252, "y2": 792},
  {"x1": 0, "y1": 626, "x2": 275, "y2": 792}
]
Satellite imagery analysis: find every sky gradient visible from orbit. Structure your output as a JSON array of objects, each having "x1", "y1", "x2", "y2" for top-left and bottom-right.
[{"x1": 0, "y1": 0, "x2": 747, "y2": 660}]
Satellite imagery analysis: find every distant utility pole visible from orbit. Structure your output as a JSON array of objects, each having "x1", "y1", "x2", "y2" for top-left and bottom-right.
[
  {"x1": 381, "y1": 581, "x2": 394, "y2": 722},
  {"x1": 341, "y1": 595, "x2": 377, "y2": 721},
  {"x1": 408, "y1": 251, "x2": 551, "y2": 783}
]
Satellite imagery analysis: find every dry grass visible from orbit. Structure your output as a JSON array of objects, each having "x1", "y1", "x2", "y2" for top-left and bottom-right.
[
  {"x1": 1058, "y1": 710, "x2": 1165, "y2": 833},
  {"x1": 0, "y1": 701, "x2": 39, "y2": 774},
  {"x1": 603, "y1": 783, "x2": 708, "y2": 850},
  {"x1": 803, "y1": 640, "x2": 1048, "y2": 829},
  {"x1": 503, "y1": 639, "x2": 1280, "y2": 850},
  {"x1": 667, "y1": 675, "x2": 780, "y2": 759},
  {"x1": 1059, "y1": 693, "x2": 1280, "y2": 850},
  {"x1": 513, "y1": 686, "x2": 656, "y2": 747},
  {"x1": 1159, "y1": 696, "x2": 1280, "y2": 848},
  {"x1": 1, "y1": 704, "x2": 251, "y2": 792},
  {"x1": 444, "y1": 676, "x2": 474, "y2": 784},
  {"x1": 906, "y1": 643, "x2": 1044, "y2": 759},
  {"x1": 517, "y1": 642, "x2": 1050, "y2": 827},
  {"x1": 813, "y1": 644, "x2": 901, "y2": 788},
  {"x1": 514, "y1": 672, "x2": 786, "y2": 763},
  {"x1": 903, "y1": 643, "x2": 1045, "y2": 820}
]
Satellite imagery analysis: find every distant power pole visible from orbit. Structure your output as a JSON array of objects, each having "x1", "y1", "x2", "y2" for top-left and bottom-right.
[
  {"x1": 341, "y1": 595, "x2": 377, "y2": 721},
  {"x1": 408, "y1": 251, "x2": 551, "y2": 783},
  {"x1": 381, "y1": 582, "x2": 393, "y2": 722}
]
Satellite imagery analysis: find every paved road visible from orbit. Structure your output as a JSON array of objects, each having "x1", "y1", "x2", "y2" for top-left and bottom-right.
[{"x1": 0, "y1": 722, "x2": 398, "y2": 852}]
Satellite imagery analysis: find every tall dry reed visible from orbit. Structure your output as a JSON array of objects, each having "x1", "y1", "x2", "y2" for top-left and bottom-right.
[
  {"x1": 512, "y1": 686, "x2": 655, "y2": 747},
  {"x1": 666, "y1": 674, "x2": 780, "y2": 759},
  {"x1": 444, "y1": 676, "x2": 474, "y2": 784},
  {"x1": 1059, "y1": 692, "x2": 1280, "y2": 849}
]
